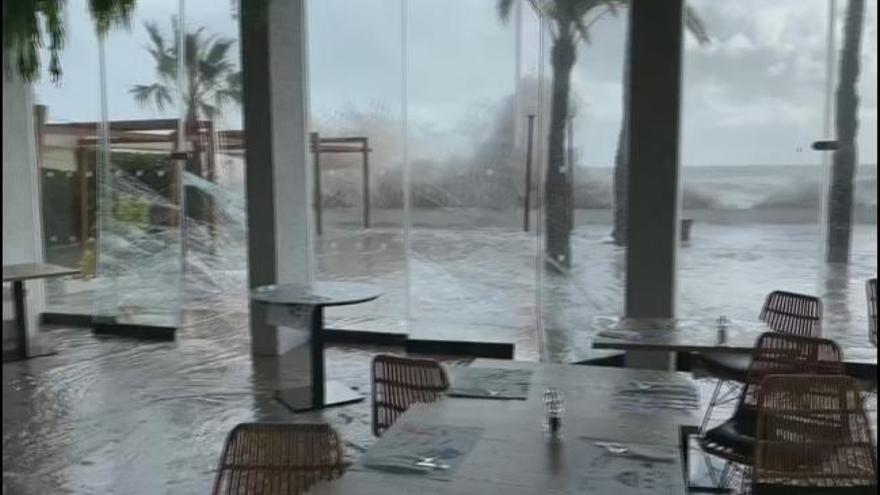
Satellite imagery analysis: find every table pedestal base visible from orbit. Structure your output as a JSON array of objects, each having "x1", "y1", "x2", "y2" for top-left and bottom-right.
[{"x1": 275, "y1": 380, "x2": 365, "y2": 413}]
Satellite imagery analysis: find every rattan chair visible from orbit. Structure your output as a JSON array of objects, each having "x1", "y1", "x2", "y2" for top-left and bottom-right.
[
  {"x1": 752, "y1": 375, "x2": 877, "y2": 494},
  {"x1": 759, "y1": 290, "x2": 823, "y2": 337},
  {"x1": 698, "y1": 332, "x2": 844, "y2": 490},
  {"x1": 212, "y1": 423, "x2": 346, "y2": 495},
  {"x1": 372, "y1": 355, "x2": 449, "y2": 437},
  {"x1": 868, "y1": 279, "x2": 877, "y2": 347},
  {"x1": 696, "y1": 291, "x2": 825, "y2": 434}
]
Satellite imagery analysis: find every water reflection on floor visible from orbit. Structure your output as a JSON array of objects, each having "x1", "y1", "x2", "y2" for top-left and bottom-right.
[
  {"x1": 2, "y1": 311, "x2": 471, "y2": 494},
  {"x1": 318, "y1": 221, "x2": 877, "y2": 362},
  {"x1": 45, "y1": 221, "x2": 878, "y2": 365}
]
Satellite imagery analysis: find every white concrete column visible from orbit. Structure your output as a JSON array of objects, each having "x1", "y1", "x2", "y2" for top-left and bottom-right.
[
  {"x1": 624, "y1": 0, "x2": 684, "y2": 369},
  {"x1": 2, "y1": 65, "x2": 45, "y2": 348},
  {"x1": 240, "y1": 0, "x2": 313, "y2": 355}
]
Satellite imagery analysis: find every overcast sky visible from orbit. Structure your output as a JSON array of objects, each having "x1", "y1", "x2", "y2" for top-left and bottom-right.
[{"x1": 35, "y1": 0, "x2": 877, "y2": 167}]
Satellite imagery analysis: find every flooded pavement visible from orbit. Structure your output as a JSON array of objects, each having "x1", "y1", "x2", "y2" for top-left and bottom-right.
[
  {"x1": 2, "y1": 311, "x2": 471, "y2": 494},
  {"x1": 45, "y1": 220, "x2": 878, "y2": 364}
]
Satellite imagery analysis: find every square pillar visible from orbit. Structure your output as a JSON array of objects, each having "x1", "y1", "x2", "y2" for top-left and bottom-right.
[
  {"x1": 2, "y1": 67, "x2": 45, "y2": 351},
  {"x1": 240, "y1": 0, "x2": 313, "y2": 355},
  {"x1": 624, "y1": 0, "x2": 684, "y2": 369}
]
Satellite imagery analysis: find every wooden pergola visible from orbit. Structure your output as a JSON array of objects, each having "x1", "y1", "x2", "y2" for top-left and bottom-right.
[
  {"x1": 38, "y1": 112, "x2": 244, "y2": 250},
  {"x1": 309, "y1": 132, "x2": 371, "y2": 235}
]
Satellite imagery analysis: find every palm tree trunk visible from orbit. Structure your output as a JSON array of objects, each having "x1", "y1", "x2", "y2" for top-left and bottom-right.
[
  {"x1": 183, "y1": 106, "x2": 209, "y2": 246},
  {"x1": 545, "y1": 33, "x2": 576, "y2": 272},
  {"x1": 611, "y1": 27, "x2": 632, "y2": 247},
  {"x1": 826, "y1": 0, "x2": 865, "y2": 263}
]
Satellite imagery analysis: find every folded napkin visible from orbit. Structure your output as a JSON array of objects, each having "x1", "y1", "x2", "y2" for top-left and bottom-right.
[{"x1": 447, "y1": 367, "x2": 533, "y2": 400}]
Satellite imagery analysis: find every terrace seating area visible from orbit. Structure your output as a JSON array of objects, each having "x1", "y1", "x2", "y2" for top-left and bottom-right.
[{"x1": 3, "y1": 0, "x2": 877, "y2": 494}]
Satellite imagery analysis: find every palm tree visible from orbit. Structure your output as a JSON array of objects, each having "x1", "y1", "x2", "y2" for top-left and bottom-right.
[
  {"x1": 3, "y1": 0, "x2": 135, "y2": 82},
  {"x1": 131, "y1": 18, "x2": 241, "y2": 233},
  {"x1": 498, "y1": 0, "x2": 708, "y2": 268},
  {"x1": 826, "y1": 0, "x2": 866, "y2": 263},
  {"x1": 131, "y1": 18, "x2": 241, "y2": 127}
]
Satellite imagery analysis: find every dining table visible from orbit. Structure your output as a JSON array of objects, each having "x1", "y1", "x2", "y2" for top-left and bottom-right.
[
  {"x1": 308, "y1": 358, "x2": 702, "y2": 494},
  {"x1": 590, "y1": 316, "x2": 771, "y2": 353},
  {"x1": 251, "y1": 282, "x2": 381, "y2": 412},
  {"x1": 3, "y1": 262, "x2": 80, "y2": 361},
  {"x1": 590, "y1": 316, "x2": 878, "y2": 383}
]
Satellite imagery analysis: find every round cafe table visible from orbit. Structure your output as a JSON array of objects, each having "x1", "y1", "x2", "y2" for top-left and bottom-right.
[{"x1": 251, "y1": 282, "x2": 381, "y2": 412}]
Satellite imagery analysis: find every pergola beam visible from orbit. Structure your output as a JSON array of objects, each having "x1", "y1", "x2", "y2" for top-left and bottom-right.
[{"x1": 310, "y1": 132, "x2": 372, "y2": 234}]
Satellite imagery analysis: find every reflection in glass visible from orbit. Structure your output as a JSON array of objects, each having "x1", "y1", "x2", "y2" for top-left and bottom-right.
[{"x1": 680, "y1": 0, "x2": 877, "y2": 349}]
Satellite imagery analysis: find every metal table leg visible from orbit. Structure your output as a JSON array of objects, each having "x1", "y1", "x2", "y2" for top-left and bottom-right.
[
  {"x1": 274, "y1": 306, "x2": 364, "y2": 412},
  {"x1": 12, "y1": 280, "x2": 28, "y2": 359}
]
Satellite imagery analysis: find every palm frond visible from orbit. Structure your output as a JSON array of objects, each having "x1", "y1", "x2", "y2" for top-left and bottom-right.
[
  {"x1": 684, "y1": 4, "x2": 710, "y2": 45},
  {"x1": 497, "y1": 0, "x2": 516, "y2": 24},
  {"x1": 131, "y1": 18, "x2": 243, "y2": 119},
  {"x1": 198, "y1": 37, "x2": 235, "y2": 85},
  {"x1": 130, "y1": 83, "x2": 173, "y2": 112},
  {"x1": 143, "y1": 20, "x2": 166, "y2": 53},
  {"x1": 225, "y1": 71, "x2": 242, "y2": 92},
  {"x1": 142, "y1": 20, "x2": 178, "y2": 84},
  {"x1": 570, "y1": 0, "x2": 626, "y2": 44},
  {"x1": 89, "y1": 0, "x2": 136, "y2": 35},
  {"x1": 43, "y1": 0, "x2": 65, "y2": 81},
  {"x1": 199, "y1": 100, "x2": 218, "y2": 120},
  {"x1": 204, "y1": 37, "x2": 235, "y2": 67},
  {"x1": 214, "y1": 86, "x2": 241, "y2": 107},
  {"x1": 2, "y1": 0, "x2": 65, "y2": 82}
]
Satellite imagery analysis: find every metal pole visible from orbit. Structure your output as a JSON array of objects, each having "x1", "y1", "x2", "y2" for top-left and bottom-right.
[
  {"x1": 33, "y1": 105, "x2": 47, "y2": 171},
  {"x1": 13, "y1": 281, "x2": 28, "y2": 359},
  {"x1": 311, "y1": 132, "x2": 322, "y2": 235},
  {"x1": 362, "y1": 138, "x2": 370, "y2": 229},
  {"x1": 310, "y1": 306, "x2": 326, "y2": 407},
  {"x1": 524, "y1": 114, "x2": 535, "y2": 232},
  {"x1": 513, "y1": 0, "x2": 523, "y2": 150},
  {"x1": 819, "y1": 0, "x2": 838, "y2": 259},
  {"x1": 77, "y1": 145, "x2": 88, "y2": 252},
  {"x1": 567, "y1": 117, "x2": 574, "y2": 233}
]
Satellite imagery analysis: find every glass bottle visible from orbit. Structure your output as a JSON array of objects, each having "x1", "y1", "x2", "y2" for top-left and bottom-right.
[{"x1": 544, "y1": 387, "x2": 564, "y2": 439}]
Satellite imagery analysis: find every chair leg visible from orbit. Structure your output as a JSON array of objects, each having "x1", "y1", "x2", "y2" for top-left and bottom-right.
[
  {"x1": 704, "y1": 453, "x2": 725, "y2": 487},
  {"x1": 728, "y1": 464, "x2": 751, "y2": 495},
  {"x1": 713, "y1": 462, "x2": 751, "y2": 495},
  {"x1": 699, "y1": 379, "x2": 743, "y2": 436},
  {"x1": 700, "y1": 379, "x2": 725, "y2": 435}
]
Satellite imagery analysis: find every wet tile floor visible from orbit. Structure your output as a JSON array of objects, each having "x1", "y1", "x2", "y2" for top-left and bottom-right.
[{"x1": 3, "y1": 310, "x2": 875, "y2": 494}]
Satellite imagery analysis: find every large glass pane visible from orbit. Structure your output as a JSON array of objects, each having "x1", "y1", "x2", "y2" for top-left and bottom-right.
[
  {"x1": 34, "y1": 0, "x2": 102, "y2": 317},
  {"x1": 538, "y1": 4, "x2": 629, "y2": 363},
  {"x1": 679, "y1": 0, "x2": 876, "y2": 349},
  {"x1": 406, "y1": 0, "x2": 540, "y2": 359},
  {"x1": 308, "y1": 0, "x2": 407, "y2": 335},
  {"x1": 95, "y1": 1, "x2": 184, "y2": 329},
  {"x1": 822, "y1": 0, "x2": 877, "y2": 347},
  {"x1": 182, "y1": 1, "x2": 248, "y2": 322}
]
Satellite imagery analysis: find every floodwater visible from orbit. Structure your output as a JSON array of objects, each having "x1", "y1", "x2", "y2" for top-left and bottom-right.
[
  {"x1": 3, "y1": 312, "x2": 874, "y2": 494},
  {"x1": 44, "y1": 210, "x2": 878, "y2": 363},
  {"x1": 8, "y1": 212, "x2": 880, "y2": 493},
  {"x1": 2, "y1": 312, "x2": 471, "y2": 494},
  {"x1": 318, "y1": 214, "x2": 877, "y2": 362}
]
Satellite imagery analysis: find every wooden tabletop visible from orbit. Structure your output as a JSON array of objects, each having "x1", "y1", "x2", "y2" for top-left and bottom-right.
[
  {"x1": 250, "y1": 282, "x2": 381, "y2": 308},
  {"x1": 2, "y1": 263, "x2": 80, "y2": 283},
  {"x1": 590, "y1": 316, "x2": 776, "y2": 353},
  {"x1": 591, "y1": 317, "x2": 876, "y2": 385},
  {"x1": 309, "y1": 359, "x2": 699, "y2": 494}
]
